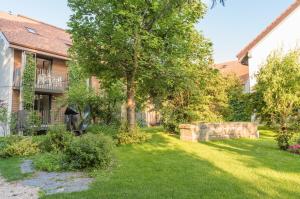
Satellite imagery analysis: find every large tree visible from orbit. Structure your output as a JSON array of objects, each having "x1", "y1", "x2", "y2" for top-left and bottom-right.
[{"x1": 68, "y1": 0, "x2": 214, "y2": 132}]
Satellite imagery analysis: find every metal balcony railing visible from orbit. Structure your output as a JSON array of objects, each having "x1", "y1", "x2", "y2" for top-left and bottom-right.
[
  {"x1": 15, "y1": 109, "x2": 65, "y2": 131},
  {"x1": 13, "y1": 68, "x2": 68, "y2": 93}
]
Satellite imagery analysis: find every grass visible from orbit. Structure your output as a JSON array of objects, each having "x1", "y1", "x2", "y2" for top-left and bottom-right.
[
  {"x1": 0, "y1": 157, "x2": 30, "y2": 181},
  {"x1": 1, "y1": 127, "x2": 300, "y2": 198}
]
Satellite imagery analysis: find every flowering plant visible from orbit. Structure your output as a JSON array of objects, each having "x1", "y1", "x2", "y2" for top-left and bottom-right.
[{"x1": 288, "y1": 144, "x2": 300, "y2": 154}]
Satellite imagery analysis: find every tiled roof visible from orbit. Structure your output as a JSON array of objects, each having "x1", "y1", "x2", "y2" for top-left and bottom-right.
[
  {"x1": 215, "y1": 61, "x2": 249, "y2": 84},
  {"x1": 237, "y1": 0, "x2": 300, "y2": 60},
  {"x1": 0, "y1": 12, "x2": 71, "y2": 59}
]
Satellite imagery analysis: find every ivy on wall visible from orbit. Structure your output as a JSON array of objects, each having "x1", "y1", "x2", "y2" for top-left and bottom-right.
[
  {"x1": 22, "y1": 53, "x2": 36, "y2": 111},
  {"x1": 0, "y1": 100, "x2": 7, "y2": 123}
]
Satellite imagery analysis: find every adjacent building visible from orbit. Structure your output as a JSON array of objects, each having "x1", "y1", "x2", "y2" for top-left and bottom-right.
[
  {"x1": 236, "y1": 0, "x2": 300, "y2": 92},
  {"x1": 216, "y1": 1, "x2": 300, "y2": 93},
  {"x1": 214, "y1": 60, "x2": 249, "y2": 91}
]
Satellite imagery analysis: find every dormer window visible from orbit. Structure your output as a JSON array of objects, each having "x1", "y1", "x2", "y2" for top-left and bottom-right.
[{"x1": 26, "y1": 27, "x2": 37, "y2": 34}]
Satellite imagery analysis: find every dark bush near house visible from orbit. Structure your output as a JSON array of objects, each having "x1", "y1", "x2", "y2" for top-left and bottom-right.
[
  {"x1": 40, "y1": 126, "x2": 74, "y2": 152},
  {"x1": 0, "y1": 137, "x2": 40, "y2": 158},
  {"x1": 64, "y1": 134, "x2": 114, "y2": 169},
  {"x1": 115, "y1": 132, "x2": 150, "y2": 145}
]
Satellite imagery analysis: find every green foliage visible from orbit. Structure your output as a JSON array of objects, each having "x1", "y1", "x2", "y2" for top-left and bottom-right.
[
  {"x1": 23, "y1": 53, "x2": 36, "y2": 111},
  {"x1": 88, "y1": 80, "x2": 125, "y2": 125},
  {"x1": 159, "y1": 67, "x2": 228, "y2": 133},
  {"x1": 0, "y1": 100, "x2": 7, "y2": 123},
  {"x1": 64, "y1": 134, "x2": 114, "y2": 169},
  {"x1": 33, "y1": 152, "x2": 64, "y2": 172},
  {"x1": 60, "y1": 62, "x2": 125, "y2": 125},
  {"x1": 0, "y1": 136, "x2": 23, "y2": 153},
  {"x1": 0, "y1": 137, "x2": 40, "y2": 158},
  {"x1": 57, "y1": 60, "x2": 90, "y2": 117},
  {"x1": 115, "y1": 132, "x2": 150, "y2": 145},
  {"x1": 254, "y1": 49, "x2": 300, "y2": 150},
  {"x1": 40, "y1": 126, "x2": 74, "y2": 152},
  {"x1": 276, "y1": 131, "x2": 294, "y2": 150},
  {"x1": 24, "y1": 111, "x2": 42, "y2": 136},
  {"x1": 68, "y1": 0, "x2": 210, "y2": 131},
  {"x1": 224, "y1": 75, "x2": 251, "y2": 122}
]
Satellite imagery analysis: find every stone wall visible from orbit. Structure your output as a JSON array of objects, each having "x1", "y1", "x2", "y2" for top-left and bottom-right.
[{"x1": 179, "y1": 122, "x2": 259, "y2": 142}]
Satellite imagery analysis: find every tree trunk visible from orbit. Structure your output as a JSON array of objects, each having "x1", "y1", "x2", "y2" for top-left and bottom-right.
[
  {"x1": 126, "y1": 74, "x2": 136, "y2": 132},
  {"x1": 125, "y1": 26, "x2": 139, "y2": 133}
]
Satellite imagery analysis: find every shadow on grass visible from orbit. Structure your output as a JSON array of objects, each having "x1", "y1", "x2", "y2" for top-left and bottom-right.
[
  {"x1": 202, "y1": 135, "x2": 300, "y2": 173},
  {"x1": 42, "y1": 128, "x2": 300, "y2": 199}
]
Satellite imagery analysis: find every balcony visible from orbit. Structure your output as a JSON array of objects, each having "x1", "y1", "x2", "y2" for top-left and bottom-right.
[
  {"x1": 13, "y1": 68, "x2": 68, "y2": 93},
  {"x1": 15, "y1": 109, "x2": 65, "y2": 131}
]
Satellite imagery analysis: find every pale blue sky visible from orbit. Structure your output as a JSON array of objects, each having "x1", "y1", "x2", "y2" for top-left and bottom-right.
[{"x1": 0, "y1": 0, "x2": 295, "y2": 62}]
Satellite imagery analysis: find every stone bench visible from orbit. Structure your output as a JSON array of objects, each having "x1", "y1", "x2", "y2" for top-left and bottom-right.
[{"x1": 179, "y1": 122, "x2": 259, "y2": 142}]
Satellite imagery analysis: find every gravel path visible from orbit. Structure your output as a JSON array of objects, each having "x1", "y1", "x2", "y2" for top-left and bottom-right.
[
  {"x1": 0, "y1": 177, "x2": 39, "y2": 199},
  {"x1": 0, "y1": 160, "x2": 93, "y2": 198},
  {"x1": 21, "y1": 171, "x2": 93, "y2": 195}
]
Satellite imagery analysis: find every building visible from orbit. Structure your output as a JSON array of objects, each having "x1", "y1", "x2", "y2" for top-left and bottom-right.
[
  {"x1": 215, "y1": 60, "x2": 249, "y2": 91},
  {"x1": 236, "y1": 0, "x2": 300, "y2": 92},
  {"x1": 0, "y1": 12, "x2": 160, "y2": 136},
  {"x1": 0, "y1": 12, "x2": 74, "y2": 135}
]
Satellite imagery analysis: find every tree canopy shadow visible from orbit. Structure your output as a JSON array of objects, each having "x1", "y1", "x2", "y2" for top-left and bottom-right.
[{"x1": 43, "y1": 128, "x2": 300, "y2": 199}]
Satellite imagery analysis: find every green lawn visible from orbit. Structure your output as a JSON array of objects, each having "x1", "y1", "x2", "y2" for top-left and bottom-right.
[
  {"x1": 1, "y1": 127, "x2": 300, "y2": 198},
  {"x1": 0, "y1": 157, "x2": 30, "y2": 181}
]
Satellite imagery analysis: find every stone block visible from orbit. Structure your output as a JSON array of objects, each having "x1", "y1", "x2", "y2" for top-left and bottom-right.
[{"x1": 179, "y1": 122, "x2": 259, "y2": 142}]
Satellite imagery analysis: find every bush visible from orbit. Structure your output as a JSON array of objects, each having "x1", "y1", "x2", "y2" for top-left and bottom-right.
[
  {"x1": 33, "y1": 152, "x2": 64, "y2": 172},
  {"x1": 0, "y1": 136, "x2": 23, "y2": 157},
  {"x1": 1, "y1": 138, "x2": 40, "y2": 157},
  {"x1": 0, "y1": 136, "x2": 23, "y2": 150},
  {"x1": 64, "y1": 134, "x2": 114, "y2": 169},
  {"x1": 276, "y1": 131, "x2": 294, "y2": 150},
  {"x1": 115, "y1": 132, "x2": 150, "y2": 145},
  {"x1": 40, "y1": 126, "x2": 74, "y2": 152}
]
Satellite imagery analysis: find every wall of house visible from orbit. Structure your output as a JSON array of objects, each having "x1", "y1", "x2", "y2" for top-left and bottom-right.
[
  {"x1": 12, "y1": 90, "x2": 20, "y2": 113},
  {"x1": 14, "y1": 49, "x2": 22, "y2": 70},
  {"x1": 0, "y1": 32, "x2": 14, "y2": 136},
  {"x1": 11, "y1": 49, "x2": 22, "y2": 113},
  {"x1": 248, "y1": 6, "x2": 300, "y2": 90},
  {"x1": 52, "y1": 58, "x2": 68, "y2": 76}
]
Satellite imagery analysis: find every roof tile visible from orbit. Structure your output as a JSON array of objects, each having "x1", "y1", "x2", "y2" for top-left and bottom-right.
[{"x1": 0, "y1": 12, "x2": 71, "y2": 58}]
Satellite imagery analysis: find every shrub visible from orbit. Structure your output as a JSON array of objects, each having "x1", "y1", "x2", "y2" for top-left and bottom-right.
[
  {"x1": 40, "y1": 126, "x2": 74, "y2": 152},
  {"x1": 0, "y1": 136, "x2": 29, "y2": 157},
  {"x1": 64, "y1": 134, "x2": 114, "y2": 169},
  {"x1": 33, "y1": 152, "x2": 64, "y2": 172},
  {"x1": 276, "y1": 131, "x2": 294, "y2": 150},
  {"x1": 0, "y1": 136, "x2": 23, "y2": 150},
  {"x1": 1, "y1": 138, "x2": 40, "y2": 157},
  {"x1": 115, "y1": 132, "x2": 150, "y2": 145}
]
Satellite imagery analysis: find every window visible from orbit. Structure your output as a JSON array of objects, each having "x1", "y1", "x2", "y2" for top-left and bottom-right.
[{"x1": 26, "y1": 27, "x2": 37, "y2": 34}]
